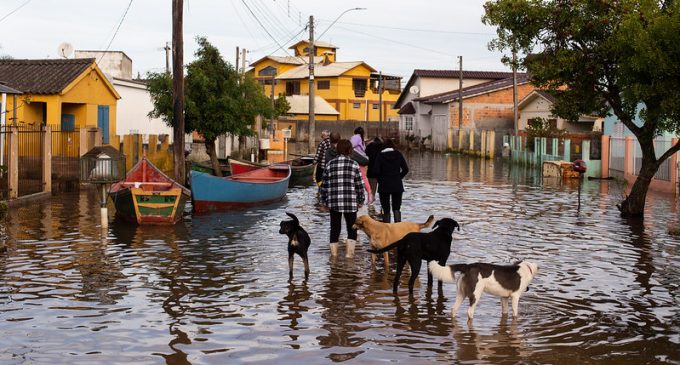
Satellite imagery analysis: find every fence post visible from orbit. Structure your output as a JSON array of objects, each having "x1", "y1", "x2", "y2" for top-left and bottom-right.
[
  {"x1": 489, "y1": 131, "x2": 495, "y2": 158},
  {"x1": 480, "y1": 130, "x2": 487, "y2": 158},
  {"x1": 95, "y1": 129, "x2": 103, "y2": 147},
  {"x1": 563, "y1": 139, "x2": 571, "y2": 161},
  {"x1": 624, "y1": 136, "x2": 634, "y2": 176},
  {"x1": 79, "y1": 128, "x2": 88, "y2": 156},
  {"x1": 42, "y1": 125, "x2": 52, "y2": 193},
  {"x1": 8, "y1": 126, "x2": 18, "y2": 199},
  {"x1": 601, "y1": 135, "x2": 610, "y2": 179},
  {"x1": 552, "y1": 138, "x2": 558, "y2": 157}
]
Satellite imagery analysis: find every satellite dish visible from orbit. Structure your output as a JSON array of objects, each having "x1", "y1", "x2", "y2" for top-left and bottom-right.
[
  {"x1": 57, "y1": 42, "x2": 74, "y2": 59},
  {"x1": 409, "y1": 85, "x2": 419, "y2": 95}
]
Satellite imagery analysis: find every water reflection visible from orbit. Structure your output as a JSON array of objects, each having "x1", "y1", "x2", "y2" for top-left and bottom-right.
[{"x1": 1, "y1": 153, "x2": 678, "y2": 364}]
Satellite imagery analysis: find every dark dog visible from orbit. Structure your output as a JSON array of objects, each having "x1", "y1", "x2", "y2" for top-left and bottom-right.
[
  {"x1": 279, "y1": 212, "x2": 311, "y2": 280},
  {"x1": 368, "y1": 218, "x2": 460, "y2": 295}
]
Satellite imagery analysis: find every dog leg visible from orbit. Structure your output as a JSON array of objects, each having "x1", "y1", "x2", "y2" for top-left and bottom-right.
[
  {"x1": 408, "y1": 259, "x2": 421, "y2": 297},
  {"x1": 451, "y1": 280, "x2": 465, "y2": 318},
  {"x1": 501, "y1": 297, "x2": 509, "y2": 315},
  {"x1": 467, "y1": 287, "x2": 484, "y2": 320},
  {"x1": 288, "y1": 254, "x2": 294, "y2": 280},
  {"x1": 511, "y1": 294, "x2": 520, "y2": 318},
  {"x1": 303, "y1": 255, "x2": 310, "y2": 280},
  {"x1": 393, "y1": 254, "x2": 406, "y2": 294}
]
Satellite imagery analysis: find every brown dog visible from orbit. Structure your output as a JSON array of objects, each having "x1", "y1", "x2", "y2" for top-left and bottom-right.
[{"x1": 353, "y1": 214, "x2": 434, "y2": 265}]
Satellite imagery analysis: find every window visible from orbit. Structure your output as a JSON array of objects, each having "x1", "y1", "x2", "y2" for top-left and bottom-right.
[
  {"x1": 317, "y1": 80, "x2": 330, "y2": 90},
  {"x1": 258, "y1": 66, "x2": 277, "y2": 77},
  {"x1": 353, "y1": 78, "x2": 367, "y2": 97},
  {"x1": 353, "y1": 102, "x2": 361, "y2": 109},
  {"x1": 372, "y1": 103, "x2": 380, "y2": 110},
  {"x1": 405, "y1": 116, "x2": 414, "y2": 131},
  {"x1": 286, "y1": 81, "x2": 300, "y2": 96}
]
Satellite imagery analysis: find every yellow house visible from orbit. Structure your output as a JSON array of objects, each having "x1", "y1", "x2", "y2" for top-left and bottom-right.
[
  {"x1": 0, "y1": 58, "x2": 120, "y2": 144},
  {"x1": 248, "y1": 40, "x2": 401, "y2": 123}
]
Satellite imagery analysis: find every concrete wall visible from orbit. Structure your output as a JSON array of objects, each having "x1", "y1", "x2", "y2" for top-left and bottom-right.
[
  {"x1": 75, "y1": 51, "x2": 133, "y2": 79},
  {"x1": 113, "y1": 79, "x2": 173, "y2": 141}
]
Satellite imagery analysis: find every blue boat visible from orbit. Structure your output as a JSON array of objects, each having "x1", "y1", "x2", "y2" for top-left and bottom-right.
[{"x1": 190, "y1": 164, "x2": 291, "y2": 212}]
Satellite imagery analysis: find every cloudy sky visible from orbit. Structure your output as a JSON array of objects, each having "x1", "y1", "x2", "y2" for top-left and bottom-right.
[{"x1": 0, "y1": 0, "x2": 509, "y2": 81}]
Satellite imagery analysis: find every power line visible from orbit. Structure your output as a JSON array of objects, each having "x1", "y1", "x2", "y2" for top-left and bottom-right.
[
  {"x1": 333, "y1": 25, "x2": 456, "y2": 58},
  {"x1": 230, "y1": 0, "x2": 262, "y2": 49},
  {"x1": 239, "y1": 0, "x2": 296, "y2": 58},
  {"x1": 252, "y1": 0, "x2": 292, "y2": 39},
  {"x1": 99, "y1": 0, "x2": 134, "y2": 63},
  {"x1": 318, "y1": 20, "x2": 496, "y2": 37},
  {"x1": 0, "y1": 0, "x2": 33, "y2": 24}
]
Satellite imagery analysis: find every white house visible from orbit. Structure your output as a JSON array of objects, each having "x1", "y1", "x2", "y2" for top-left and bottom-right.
[
  {"x1": 518, "y1": 90, "x2": 602, "y2": 133},
  {"x1": 394, "y1": 70, "x2": 519, "y2": 141}
]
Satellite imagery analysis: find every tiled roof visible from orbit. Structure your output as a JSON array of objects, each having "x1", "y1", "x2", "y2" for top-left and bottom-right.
[
  {"x1": 0, "y1": 83, "x2": 22, "y2": 94},
  {"x1": 286, "y1": 95, "x2": 340, "y2": 115},
  {"x1": 413, "y1": 69, "x2": 520, "y2": 79},
  {"x1": 421, "y1": 74, "x2": 530, "y2": 104},
  {"x1": 276, "y1": 61, "x2": 375, "y2": 80},
  {"x1": 398, "y1": 102, "x2": 415, "y2": 115},
  {"x1": 0, "y1": 58, "x2": 94, "y2": 94}
]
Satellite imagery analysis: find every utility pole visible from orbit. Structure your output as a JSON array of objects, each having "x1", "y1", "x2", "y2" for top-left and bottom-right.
[
  {"x1": 235, "y1": 46, "x2": 239, "y2": 74},
  {"x1": 458, "y1": 56, "x2": 463, "y2": 129},
  {"x1": 241, "y1": 48, "x2": 247, "y2": 75},
  {"x1": 164, "y1": 42, "x2": 171, "y2": 74},
  {"x1": 378, "y1": 71, "x2": 383, "y2": 137},
  {"x1": 307, "y1": 15, "x2": 315, "y2": 154},
  {"x1": 512, "y1": 49, "x2": 518, "y2": 135},
  {"x1": 172, "y1": 0, "x2": 185, "y2": 185}
]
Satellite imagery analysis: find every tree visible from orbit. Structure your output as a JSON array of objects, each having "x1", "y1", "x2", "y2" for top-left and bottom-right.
[
  {"x1": 483, "y1": 0, "x2": 680, "y2": 217},
  {"x1": 148, "y1": 36, "x2": 278, "y2": 177}
]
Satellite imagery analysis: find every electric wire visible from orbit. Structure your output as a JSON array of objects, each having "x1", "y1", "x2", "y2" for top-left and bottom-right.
[
  {"x1": 0, "y1": 0, "x2": 32, "y2": 24},
  {"x1": 99, "y1": 0, "x2": 134, "y2": 64},
  {"x1": 239, "y1": 0, "x2": 296, "y2": 58}
]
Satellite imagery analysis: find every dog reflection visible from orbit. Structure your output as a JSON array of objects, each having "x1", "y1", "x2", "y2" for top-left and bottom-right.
[
  {"x1": 451, "y1": 315, "x2": 530, "y2": 362},
  {"x1": 277, "y1": 281, "x2": 312, "y2": 349}
]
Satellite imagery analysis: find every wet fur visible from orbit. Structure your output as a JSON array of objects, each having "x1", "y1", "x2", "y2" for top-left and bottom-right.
[
  {"x1": 279, "y1": 212, "x2": 312, "y2": 280},
  {"x1": 353, "y1": 214, "x2": 434, "y2": 264},
  {"x1": 368, "y1": 218, "x2": 460, "y2": 295},
  {"x1": 428, "y1": 261, "x2": 538, "y2": 320}
]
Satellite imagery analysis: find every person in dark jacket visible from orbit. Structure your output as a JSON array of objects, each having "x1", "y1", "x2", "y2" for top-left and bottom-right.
[
  {"x1": 365, "y1": 136, "x2": 383, "y2": 204},
  {"x1": 313, "y1": 130, "x2": 331, "y2": 186},
  {"x1": 373, "y1": 138, "x2": 409, "y2": 223},
  {"x1": 324, "y1": 132, "x2": 341, "y2": 167},
  {"x1": 320, "y1": 139, "x2": 365, "y2": 258}
]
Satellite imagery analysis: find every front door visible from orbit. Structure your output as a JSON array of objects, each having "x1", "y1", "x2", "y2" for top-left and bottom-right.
[{"x1": 97, "y1": 105, "x2": 110, "y2": 144}]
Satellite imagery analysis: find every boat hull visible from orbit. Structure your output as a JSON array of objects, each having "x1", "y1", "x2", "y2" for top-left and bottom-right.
[
  {"x1": 190, "y1": 166, "x2": 291, "y2": 212},
  {"x1": 229, "y1": 157, "x2": 315, "y2": 186}
]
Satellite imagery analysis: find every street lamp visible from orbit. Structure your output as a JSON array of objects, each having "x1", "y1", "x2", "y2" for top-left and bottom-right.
[{"x1": 308, "y1": 7, "x2": 367, "y2": 154}]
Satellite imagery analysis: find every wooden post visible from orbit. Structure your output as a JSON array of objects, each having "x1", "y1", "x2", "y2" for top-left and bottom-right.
[
  {"x1": 95, "y1": 129, "x2": 103, "y2": 147},
  {"x1": 172, "y1": 0, "x2": 186, "y2": 185},
  {"x1": 8, "y1": 126, "x2": 18, "y2": 199},
  {"x1": 307, "y1": 15, "x2": 315, "y2": 154},
  {"x1": 79, "y1": 128, "x2": 88, "y2": 156},
  {"x1": 42, "y1": 125, "x2": 51, "y2": 193}
]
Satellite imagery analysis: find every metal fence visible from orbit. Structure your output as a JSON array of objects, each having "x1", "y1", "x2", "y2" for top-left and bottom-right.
[
  {"x1": 0, "y1": 127, "x2": 8, "y2": 200},
  {"x1": 50, "y1": 125, "x2": 80, "y2": 191},
  {"x1": 17, "y1": 125, "x2": 44, "y2": 197},
  {"x1": 633, "y1": 137, "x2": 672, "y2": 181},
  {"x1": 609, "y1": 137, "x2": 625, "y2": 176}
]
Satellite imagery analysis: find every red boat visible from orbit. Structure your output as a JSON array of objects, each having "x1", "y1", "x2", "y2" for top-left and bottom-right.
[{"x1": 229, "y1": 156, "x2": 315, "y2": 186}]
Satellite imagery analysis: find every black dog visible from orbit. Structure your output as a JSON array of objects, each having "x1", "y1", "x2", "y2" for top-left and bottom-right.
[
  {"x1": 279, "y1": 212, "x2": 312, "y2": 280},
  {"x1": 369, "y1": 218, "x2": 460, "y2": 296}
]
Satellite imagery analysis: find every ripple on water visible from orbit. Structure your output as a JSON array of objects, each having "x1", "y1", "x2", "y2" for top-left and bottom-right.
[{"x1": 1, "y1": 154, "x2": 679, "y2": 365}]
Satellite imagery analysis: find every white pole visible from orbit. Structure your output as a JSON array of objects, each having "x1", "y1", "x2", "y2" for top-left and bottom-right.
[
  {"x1": 101, "y1": 184, "x2": 108, "y2": 230},
  {"x1": 1, "y1": 92, "x2": 6, "y2": 168}
]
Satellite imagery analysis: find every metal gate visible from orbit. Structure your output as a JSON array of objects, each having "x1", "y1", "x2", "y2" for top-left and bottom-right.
[
  {"x1": 51, "y1": 125, "x2": 80, "y2": 191},
  {"x1": 609, "y1": 136, "x2": 625, "y2": 178},
  {"x1": 17, "y1": 125, "x2": 43, "y2": 197}
]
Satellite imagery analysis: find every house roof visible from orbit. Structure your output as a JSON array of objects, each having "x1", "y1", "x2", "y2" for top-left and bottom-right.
[
  {"x1": 286, "y1": 95, "x2": 340, "y2": 115},
  {"x1": 394, "y1": 69, "x2": 525, "y2": 108},
  {"x1": 0, "y1": 83, "x2": 22, "y2": 94},
  {"x1": 421, "y1": 74, "x2": 530, "y2": 104},
  {"x1": 276, "y1": 61, "x2": 375, "y2": 80},
  {"x1": 250, "y1": 55, "x2": 325, "y2": 67},
  {"x1": 398, "y1": 102, "x2": 415, "y2": 115},
  {"x1": 289, "y1": 40, "x2": 338, "y2": 50},
  {"x1": 0, "y1": 58, "x2": 96, "y2": 94},
  {"x1": 517, "y1": 89, "x2": 556, "y2": 109}
]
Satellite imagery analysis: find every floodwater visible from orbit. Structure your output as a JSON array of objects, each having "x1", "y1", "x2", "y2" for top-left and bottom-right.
[{"x1": 1, "y1": 152, "x2": 679, "y2": 365}]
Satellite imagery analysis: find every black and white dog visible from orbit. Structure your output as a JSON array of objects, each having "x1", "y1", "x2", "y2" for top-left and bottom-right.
[
  {"x1": 428, "y1": 261, "x2": 538, "y2": 320},
  {"x1": 279, "y1": 212, "x2": 311, "y2": 280}
]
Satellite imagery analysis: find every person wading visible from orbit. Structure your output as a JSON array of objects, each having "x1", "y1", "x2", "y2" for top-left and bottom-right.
[
  {"x1": 365, "y1": 136, "x2": 383, "y2": 205},
  {"x1": 373, "y1": 138, "x2": 409, "y2": 223},
  {"x1": 320, "y1": 139, "x2": 365, "y2": 258},
  {"x1": 313, "y1": 130, "x2": 331, "y2": 187}
]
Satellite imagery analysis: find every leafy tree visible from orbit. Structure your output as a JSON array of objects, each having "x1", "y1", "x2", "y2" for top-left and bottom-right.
[
  {"x1": 148, "y1": 36, "x2": 282, "y2": 176},
  {"x1": 525, "y1": 118, "x2": 567, "y2": 151},
  {"x1": 483, "y1": 0, "x2": 680, "y2": 217}
]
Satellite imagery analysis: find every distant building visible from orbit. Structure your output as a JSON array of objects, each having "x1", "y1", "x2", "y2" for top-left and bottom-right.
[
  {"x1": 518, "y1": 90, "x2": 601, "y2": 133},
  {"x1": 248, "y1": 40, "x2": 401, "y2": 123},
  {"x1": 75, "y1": 50, "x2": 173, "y2": 142},
  {"x1": 0, "y1": 58, "x2": 119, "y2": 143}
]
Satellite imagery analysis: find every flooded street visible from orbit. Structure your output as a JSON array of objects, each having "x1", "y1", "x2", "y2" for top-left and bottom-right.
[{"x1": 1, "y1": 152, "x2": 679, "y2": 364}]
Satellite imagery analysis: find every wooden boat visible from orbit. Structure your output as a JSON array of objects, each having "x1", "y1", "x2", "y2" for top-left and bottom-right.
[
  {"x1": 190, "y1": 160, "x2": 231, "y2": 176},
  {"x1": 229, "y1": 156, "x2": 315, "y2": 186},
  {"x1": 109, "y1": 158, "x2": 190, "y2": 225},
  {"x1": 190, "y1": 164, "x2": 291, "y2": 212}
]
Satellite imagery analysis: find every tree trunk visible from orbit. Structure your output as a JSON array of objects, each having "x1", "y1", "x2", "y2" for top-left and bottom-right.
[
  {"x1": 204, "y1": 138, "x2": 222, "y2": 177},
  {"x1": 617, "y1": 150, "x2": 659, "y2": 218}
]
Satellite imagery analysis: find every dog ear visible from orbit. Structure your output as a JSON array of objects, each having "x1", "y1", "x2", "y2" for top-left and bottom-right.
[
  {"x1": 285, "y1": 212, "x2": 299, "y2": 225},
  {"x1": 454, "y1": 220, "x2": 460, "y2": 231}
]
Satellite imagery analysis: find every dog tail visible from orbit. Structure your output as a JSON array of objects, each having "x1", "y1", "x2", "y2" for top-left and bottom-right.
[
  {"x1": 419, "y1": 215, "x2": 435, "y2": 230},
  {"x1": 285, "y1": 212, "x2": 299, "y2": 225},
  {"x1": 428, "y1": 262, "x2": 456, "y2": 283}
]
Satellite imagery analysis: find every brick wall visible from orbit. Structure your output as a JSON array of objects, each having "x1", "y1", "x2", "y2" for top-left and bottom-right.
[{"x1": 449, "y1": 84, "x2": 535, "y2": 130}]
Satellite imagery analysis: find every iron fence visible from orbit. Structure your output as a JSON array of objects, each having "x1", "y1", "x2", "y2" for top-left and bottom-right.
[
  {"x1": 17, "y1": 125, "x2": 43, "y2": 197},
  {"x1": 50, "y1": 125, "x2": 80, "y2": 191},
  {"x1": 609, "y1": 137, "x2": 625, "y2": 175},
  {"x1": 0, "y1": 126, "x2": 8, "y2": 200},
  {"x1": 633, "y1": 138, "x2": 672, "y2": 181}
]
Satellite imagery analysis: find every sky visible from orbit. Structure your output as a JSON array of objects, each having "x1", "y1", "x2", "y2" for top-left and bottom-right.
[{"x1": 0, "y1": 0, "x2": 510, "y2": 82}]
